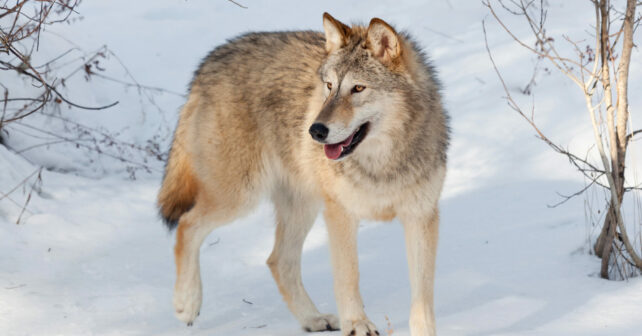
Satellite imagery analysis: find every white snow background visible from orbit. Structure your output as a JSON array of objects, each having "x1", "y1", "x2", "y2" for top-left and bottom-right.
[{"x1": 2, "y1": 1, "x2": 642, "y2": 335}]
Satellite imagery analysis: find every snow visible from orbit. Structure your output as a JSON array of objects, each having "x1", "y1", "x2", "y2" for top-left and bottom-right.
[{"x1": 2, "y1": 1, "x2": 642, "y2": 335}]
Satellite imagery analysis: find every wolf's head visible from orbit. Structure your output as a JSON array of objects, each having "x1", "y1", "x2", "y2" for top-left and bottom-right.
[{"x1": 310, "y1": 13, "x2": 429, "y2": 161}]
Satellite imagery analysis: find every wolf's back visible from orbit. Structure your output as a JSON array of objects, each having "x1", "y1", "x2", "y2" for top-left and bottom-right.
[{"x1": 158, "y1": 31, "x2": 326, "y2": 229}]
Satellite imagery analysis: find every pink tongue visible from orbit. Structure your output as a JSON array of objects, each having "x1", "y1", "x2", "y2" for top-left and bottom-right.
[
  {"x1": 324, "y1": 144, "x2": 342, "y2": 160},
  {"x1": 323, "y1": 133, "x2": 355, "y2": 160}
]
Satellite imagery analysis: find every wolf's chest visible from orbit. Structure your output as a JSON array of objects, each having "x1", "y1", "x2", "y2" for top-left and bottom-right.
[{"x1": 330, "y1": 179, "x2": 401, "y2": 221}]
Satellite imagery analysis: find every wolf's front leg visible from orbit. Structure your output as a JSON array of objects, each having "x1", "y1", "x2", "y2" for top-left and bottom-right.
[
  {"x1": 267, "y1": 190, "x2": 339, "y2": 332},
  {"x1": 401, "y1": 208, "x2": 439, "y2": 336},
  {"x1": 324, "y1": 199, "x2": 379, "y2": 336}
]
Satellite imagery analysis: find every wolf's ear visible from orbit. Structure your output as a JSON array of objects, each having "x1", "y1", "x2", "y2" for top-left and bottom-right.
[
  {"x1": 323, "y1": 12, "x2": 351, "y2": 53},
  {"x1": 366, "y1": 18, "x2": 401, "y2": 65}
]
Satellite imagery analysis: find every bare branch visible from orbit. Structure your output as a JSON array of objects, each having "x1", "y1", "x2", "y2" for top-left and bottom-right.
[
  {"x1": 548, "y1": 173, "x2": 605, "y2": 208},
  {"x1": 626, "y1": 129, "x2": 642, "y2": 143},
  {"x1": 0, "y1": 168, "x2": 41, "y2": 202},
  {"x1": 482, "y1": 0, "x2": 586, "y2": 87},
  {"x1": 483, "y1": 19, "x2": 603, "y2": 180},
  {"x1": 226, "y1": 0, "x2": 247, "y2": 9}
]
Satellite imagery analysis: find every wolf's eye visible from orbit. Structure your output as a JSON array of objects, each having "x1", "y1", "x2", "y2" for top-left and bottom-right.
[
  {"x1": 352, "y1": 85, "x2": 366, "y2": 93},
  {"x1": 326, "y1": 82, "x2": 332, "y2": 90}
]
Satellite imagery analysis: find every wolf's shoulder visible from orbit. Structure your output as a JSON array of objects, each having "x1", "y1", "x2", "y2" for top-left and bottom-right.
[{"x1": 190, "y1": 31, "x2": 325, "y2": 83}]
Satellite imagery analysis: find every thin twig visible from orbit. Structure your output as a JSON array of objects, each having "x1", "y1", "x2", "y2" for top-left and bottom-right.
[{"x1": 227, "y1": 0, "x2": 248, "y2": 9}]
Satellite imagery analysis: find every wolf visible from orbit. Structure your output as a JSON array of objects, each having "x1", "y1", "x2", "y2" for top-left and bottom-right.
[{"x1": 157, "y1": 12, "x2": 448, "y2": 336}]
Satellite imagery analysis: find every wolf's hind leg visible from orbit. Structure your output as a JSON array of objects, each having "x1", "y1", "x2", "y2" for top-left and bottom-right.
[
  {"x1": 173, "y1": 193, "x2": 241, "y2": 325},
  {"x1": 267, "y1": 188, "x2": 339, "y2": 332}
]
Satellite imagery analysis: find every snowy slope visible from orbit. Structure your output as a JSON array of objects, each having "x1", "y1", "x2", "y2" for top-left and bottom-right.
[{"x1": 2, "y1": 1, "x2": 642, "y2": 336}]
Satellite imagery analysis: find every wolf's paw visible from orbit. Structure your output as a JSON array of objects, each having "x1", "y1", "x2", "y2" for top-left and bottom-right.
[
  {"x1": 173, "y1": 281, "x2": 202, "y2": 325},
  {"x1": 302, "y1": 314, "x2": 340, "y2": 332},
  {"x1": 342, "y1": 319, "x2": 379, "y2": 336}
]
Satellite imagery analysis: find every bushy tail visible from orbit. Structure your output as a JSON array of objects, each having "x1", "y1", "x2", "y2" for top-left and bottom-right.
[{"x1": 158, "y1": 96, "x2": 198, "y2": 230}]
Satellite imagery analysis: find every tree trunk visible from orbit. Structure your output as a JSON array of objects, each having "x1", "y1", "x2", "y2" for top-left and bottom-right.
[
  {"x1": 593, "y1": 0, "x2": 640, "y2": 279},
  {"x1": 594, "y1": 167, "x2": 625, "y2": 259},
  {"x1": 596, "y1": 167, "x2": 626, "y2": 278}
]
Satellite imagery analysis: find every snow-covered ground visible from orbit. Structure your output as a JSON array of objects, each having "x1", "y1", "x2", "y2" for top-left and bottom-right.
[{"x1": 2, "y1": 1, "x2": 642, "y2": 335}]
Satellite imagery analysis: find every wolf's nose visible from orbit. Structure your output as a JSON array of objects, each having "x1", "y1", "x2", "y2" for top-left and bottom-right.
[{"x1": 309, "y1": 123, "x2": 329, "y2": 142}]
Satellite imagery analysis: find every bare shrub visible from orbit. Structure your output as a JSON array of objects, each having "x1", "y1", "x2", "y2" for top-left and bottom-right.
[
  {"x1": 483, "y1": 0, "x2": 641, "y2": 279},
  {"x1": 1, "y1": 0, "x2": 182, "y2": 219}
]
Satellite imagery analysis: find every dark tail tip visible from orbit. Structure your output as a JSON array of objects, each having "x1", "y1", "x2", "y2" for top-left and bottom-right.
[
  {"x1": 158, "y1": 201, "x2": 194, "y2": 232},
  {"x1": 161, "y1": 211, "x2": 179, "y2": 231}
]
